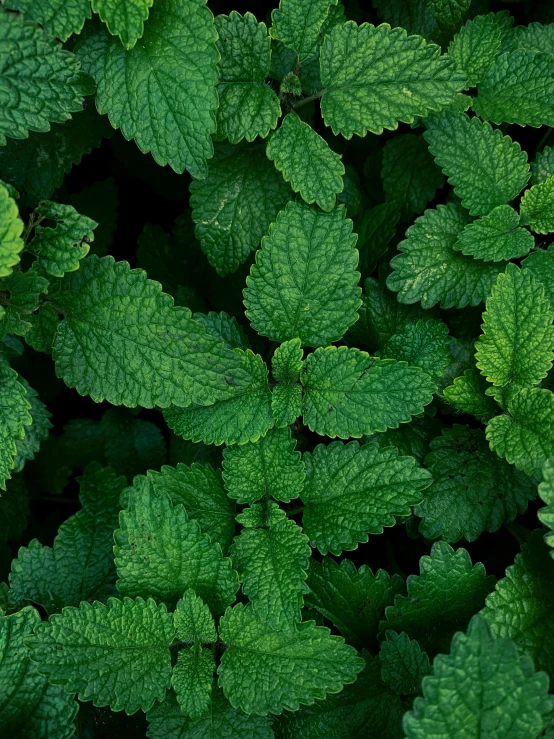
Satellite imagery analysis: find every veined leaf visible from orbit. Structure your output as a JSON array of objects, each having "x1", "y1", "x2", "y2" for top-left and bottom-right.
[
  {"x1": 533, "y1": 145, "x2": 554, "y2": 184},
  {"x1": 522, "y1": 245, "x2": 554, "y2": 308},
  {"x1": 173, "y1": 590, "x2": 216, "y2": 644},
  {"x1": 0, "y1": 182, "x2": 24, "y2": 278},
  {"x1": 454, "y1": 205, "x2": 534, "y2": 262},
  {"x1": 271, "y1": 338, "x2": 304, "y2": 427},
  {"x1": 538, "y1": 458, "x2": 554, "y2": 557},
  {"x1": 5, "y1": 0, "x2": 90, "y2": 41},
  {"x1": 377, "y1": 319, "x2": 450, "y2": 381},
  {"x1": 448, "y1": 14, "x2": 502, "y2": 87},
  {"x1": 92, "y1": 0, "x2": 154, "y2": 50},
  {"x1": 422, "y1": 0, "x2": 469, "y2": 32},
  {"x1": 13, "y1": 379, "x2": 52, "y2": 472},
  {"x1": 520, "y1": 175, "x2": 554, "y2": 234},
  {"x1": 0, "y1": 363, "x2": 31, "y2": 491},
  {"x1": 379, "y1": 631, "x2": 430, "y2": 697},
  {"x1": 172, "y1": 648, "x2": 214, "y2": 720},
  {"x1": 270, "y1": 0, "x2": 337, "y2": 60},
  {"x1": 442, "y1": 369, "x2": 498, "y2": 422},
  {"x1": 0, "y1": 269, "x2": 49, "y2": 339}
]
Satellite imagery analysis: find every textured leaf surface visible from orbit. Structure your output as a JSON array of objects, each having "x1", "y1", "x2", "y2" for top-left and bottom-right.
[
  {"x1": 115, "y1": 476, "x2": 238, "y2": 611},
  {"x1": 404, "y1": 615, "x2": 553, "y2": 739},
  {"x1": 424, "y1": 111, "x2": 529, "y2": 216},
  {"x1": 453, "y1": 205, "x2": 534, "y2": 262},
  {"x1": 267, "y1": 113, "x2": 344, "y2": 212},
  {"x1": 194, "y1": 311, "x2": 249, "y2": 351},
  {"x1": 416, "y1": 426, "x2": 535, "y2": 543},
  {"x1": 51, "y1": 255, "x2": 248, "y2": 408},
  {"x1": 0, "y1": 10, "x2": 84, "y2": 145},
  {"x1": 190, "y1": 143, "x2": 291, "y2": 276},
  {"x1": 215, "y1": 12, "x2": 280, "y2": 144},
  {"x1": 0, "y1": 183, "x2": 24, "y2": 278},
  {"x1": 382, "y1": 542, "x2": 495, "y2": 654},
  {"x1": 222, "y1": 426, "x2": 304, "y2": 504},
  {"x1": 520, "y1": 175, "x2": 554, "y2": 234},
  {"x1": 218, "y1": 603, "x2": 364, "y2": 715},
  {"x1": 244, "y1": 202, "x2": 359, "y2": 346},
  {"x1": 164, "y1": 350, "x2": 274, "y2": 446},
  {"x1": 302, "y1": 441, "x2": 432, "y2": 554},
  {"x1": 301, "y1": 346, "x2": 435, "y2": 439},
  {"x1": 172, "y1": 647, "x2": 214, "y2": 719},
  {"x1": 29, "y1": 201, "x2": 96, "y2": 277},
  {"x1": 379, "y1": 631, "x2": 430, "y2": 697},
  {"x1": 442, "y1": 369, "x2": 497, "y2": 422},
  {"x1": 0, "y1": 364, "x2": 30, "y2": 491},
  {"x1": 533, "y1": 145, "x2": 554, "y2": 184},
  {"x1": 305, "y1": 558, "x2": 405, "y2": 649},
  {"x1": 27, "y1": 597, "x2": 174, "y2": 714},
  {"x1": 270, "y1": 0, "x2": 335, "y2": 60},
  {"x1": 473, "y1": 50, "x2": 554, "y2": 127},
  {"x1": 475, "y1": 264, "x2": 554, "y2": 388},
  {"x1": 539, "y1": 458, "x2": 554, "y2": 556},
  {"x1": 173, "y1": 590, "x2": 216, "y2": 643},
  {"x1": 0, "y1": 607, "x2": 77, "y2": 739},
  {"x1": 422, "y1": 0, "x2": 469, "y2": 32},
  {"x1": 377, "y1": 319, "x2": 450, "y2": 381},
  {"x1": 483, "y1": 531, "x2": 554, "y2": 678},
  {"x1": 487, "y1": 388, "x2": 554, "y2": 478},
  {"x1": 13, "y1": 379, "x2": 52, "y2": 472},
  {"x1": 522, "y1": 245, "x2": 554, "y2": 308},
  {"x1": 9, "y1": 464, "x2": 125, "y2": 613},
  {"x1": 5, "y1": 0, "x2": 90, "y2": 41},
  {"x1": 0, "y1": 269, "x2": 49, "y2": 339},
  {"x1": 92, "y1": 0, "x2": 153, "y2": 50},
  {"x1": 448, "y1": 14, "x2": 501, "y2": 87},
  {"x1": 387, "y1": 204, "x2": 503, "y2": 309},
  {"x1": 271, "y1": 338, "x2": 303, "y2": 427},
  {"x1": 230, "y1": 502, "x2": 310, "y2": 628},
  {"x1": 78, "y1": 0, "x2": 218, "y2": 177},
  {"x1": 320, "y1": 22, "x2": 465, "y2": 137}
]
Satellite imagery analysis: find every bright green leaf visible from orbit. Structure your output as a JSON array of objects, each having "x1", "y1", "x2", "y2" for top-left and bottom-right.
[
  {"x1": 270, "y1": 0, "x2": 336, "y2": 60},
  {"x1": 172, "y1": 647, "x2": 214, "y2": 720},
  {"x1": 442, "y1": 369, "x2": 499, "y2": 422},
  {"x1": 454, "y1": 205, "x2": 534, "y2": 262},
  {"x1": 5, "y1": 0, "x2": 90, "y2": 41},
  {"x1": 522, "y1": 245, "x2": 554, "y2": 308},
  {"x1": 533, "y1": 145, "x2": 554, "y2": 184},
  {"x1": 448, "y1": 14, "x2": 502, "y2": 87},
  {"x1": 0, "y1": 183, "x2": 24, "y2": 278},
  {"x1": 92, "y1": 0, "x2": 153, "y2": 50},
  {"x1": 520, "y1": 175, "x2": 554, "y2": 234},
  {"x1": 0, "y1": 364, "x2": 30, "y2": 491}
]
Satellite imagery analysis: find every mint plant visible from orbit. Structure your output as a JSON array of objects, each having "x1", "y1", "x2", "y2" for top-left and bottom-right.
[{"x1": 1, "y1": 0, "x2": 554, "y2": 737}]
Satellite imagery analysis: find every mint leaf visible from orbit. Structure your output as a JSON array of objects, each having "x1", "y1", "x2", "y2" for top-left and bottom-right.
[
  {"x1": 387, "y1": 203, "x2": 503, "y2": 309},
  {"x1": 305, "y1": 558, "x2": 405, "y2": 649},
  {"x1": 271, "y1": 338, "x2": 304, "y2": 427},
  {"x1": 0, "y1": 182, "x2": 24, "y2": 278},
  {"x1": 5, "y1": 0, "x2": 90, "y2": 41},
  {"x1": 91, "y1": 0, "x2": 153, "y2": 50},
  {"x1": 423, "y1": 111, "x2": 529, "y2": 216},
  {"x1": 522, "y1": 245, "x2": 554, "y2": 308},
  {"x1": 320, "y1": 22, "x2": 465, "y2": 137},
  {"x1": 115, "y1": 475, "x2": 238, "y2": 611},
  {"x1": 301, "y1": 346, "x2": 435, "y2": 439},
  {"x1": 520, "y1": 175, "x2": 554, "y2": 234},
  {"x1": 77, "y1": 0, "x2": 218, "y2": 176},
  {"x1": 539, "y1": 458, "x2": 554, "y2": 557},
  {"x1": 222, "y1": 426, "x2": 304, "y2": 504},
  {"x1": 379, "y1": 631, "x2": 430, "y2": 697},
  {"x1": 416, "y1": 426, "x2": 536, "y2": 543},
  {"x1": 0, "y1": 607, "x2": 77, "y2": 738},
  {"x1": 27, "y1": 597, "x2": 175, "y2": 714},
  {"x1": 267, "y1": 112, "x2": 345, "y2": 212},
  {"x1": 448, "y1": 14, "x2": 502, "y2": 87},
  {"x1": 13, "y1": 379, "x2": 52, "y2": 472},
  {"x1": 404, "y1": 614, "x2": 553, "y2": 739},
  {"x1": 422, "y1": 0, "x2": 469, "y2": 32},
  {"x1": 302, "y1": 441, "x2": 432, "y2": 554},
  {"x1": 0, "y1": 269, "x2": 49, "y2": 338},
  {"x1": 173, "y1": 589, "x2": 216, "y2": 643},
  {"x1": 377, "y1": 319, "x2": 451, "y2": 381},
  {"x1": 442, "y1": 369, "x2": 499, "y2": 422},
  {"x1": 194, "y1": 311, "x2": 250, "y2": 351},
  {"x1": 164, "y1": 349, "x2": 274, "y2": 446},
  {"x1": 218, "y1": 603, "x2": 364, "y2": 715},
  {"x1": 475, "y1": 264, "x2": 554, "y2": 388},
  {"x1": 190, "y1": 143, "x2": 291, "y2": 276},
  {"x1": 172, "y1": 647, "x2": 214, "y2": 720},
  {"x1": 270, "y1": 0, "x2": 336, "y2": 61},
  {"x1": 454, "y1": 205, "x2": 534, "y2": 262},
  {"x1": 0, "y1": 364, "x2": 31, "y2": 491},
  {"x1": 215, "y1": 12, "x2": 280, "y2": 144},
  {"x1": 244, "y1": 202, "x2": 360, "y2": 346},
  {"x1": 533, "y1": 145, "x2": 554, "y2": 184}
]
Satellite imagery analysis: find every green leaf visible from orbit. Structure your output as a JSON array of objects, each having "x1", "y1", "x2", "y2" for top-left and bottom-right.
[
  {"x1": 222, "y1": 426, "x2": 304, "y2": 504},
  {"x1": 319, "y1": 21, "x2": 465, "y2": 138},
  {"x1": 379, "y1": 631, "x2": 430, "y2": 696},
  {"x1": 5, "y1": 0, "x2": 90, "y2": 41},
  {"x1": 382, "y1": 542, "x2": 495, "y2": 654},
  {"x1": 174, "y1": 590, "x2": 216, "y2": 643},
  {"x1": 24, "y1": 302, "x2": 59, "y2": 354},
  {"x1": 27, "y1": 597, "x2": 175, "y2": 714},
  {"x1": 403, "y1": 614, "x2": 553, "y2": 739},
  {"x1": 515, "y1": 22, "x2": 554, "y2": 54},
  {"x1": 539, "y1": 458, "x2": 554, "y2": 557},
  {"x1": 483, "y1": 531, "x2": 554, "y2": 679},
  {"x1": 270, "y1": 0, "x2": 336, "y2": 60},
  {"x1": 522, "y1": 245, "x2": 554, "y2": 309},
  {"x1": 366, "y1": 415, "x2": 443, "y2": 463},
  {"x1": 302, "y1": 441, "x2": 432, "y2": 555},
  {"x1": 13, "y1": 379, "x2": 52, "y2": 472},
  {"x1": 244, "y1": 202, "x2": 360, "y2": 346},
  {"x1": 267, "y1": 112, "x2": 344, "y2": 212},
  {"x1": 50, "y1": 255, "x2": 249, "y2": 408},
  {"x1": 0, "y1": 10, "x2": 84, "y2": 145},
  {"x1": 147, "y1": 688, "x2": 274, "y2": 739},
  {"x1": 473, "y1": 50, "x2": 554, "y2": 127},
  {"x1": 194, "y1": 311, "x2": 250, "y2": 351},
  {"x1": 218, "y1": 603, "x2": 364, "y2": 715},
  {"x1": 114, "y1": 475, "x2": 238, "y2": 612},
  {"x1": 373, "y1": 0, "x2": 441, "y2": 43},
  {"x1": 487, "y1": 388, "x2": 554, "y2": 478},
  {"x1": 475, "y1": 264, "x2": 554, "y2": 388},
  {"x1": 172, "y1": 647, "x2": 215, "y2": 720},
  {"x1": 416, "y1": 426, "x2": 536, "y2": 543},
  {"x1": 305, "y1": 558, "x2": 405, "y2": 649},
  {"x1": 190, "y1": 143, "x2": 291, "y2": 276},
  {"x1": 0, "y1": 183, "x2": 24, "y2": 278},
  {"x1": 533, "y1": 145, "x2": 554, "y2": 184},
  {"x1": 0, "y1": 607, "x2": 77, "y2": 738},
  {"x1": 377, "y1": 319, "x2": 451, "y2": 382},
  {"x1": 442, "y1": 369, "x2": 499, "y2": 422},
  {"x1": 77, "y1": 0, "x2": 218, "y2": 177},
  {"x1": 271, "y1": 338, "x2": 303, "y2": 426},
  {"x1": 301, "y1": 346, "x2": 436, "y2": 439},
  {"x1": 9, "y1": 464, "x2": 125, "y2": 613},
  {"x1": 164, "y1": 349, "x2": 274, "y2": 446},
  {"x1": 423, "y1": 111, "x2": 529, "y2": 216},
  {"x1": 28, "y1": 201, "x2": 97, "y2": 277},
  {"x1": 0, "y1": 269, "x2": 49, "y2": 338},
  {"x1": 387, "y1": 204, "x2": 504, "y2": 309},
  {"x1": 381, "y1": 134, "x2": 444, "y2": 219},
  {"x1": 272, "y1": 652, "x2": 404, "y2": 739},
  {"x1": 92, "y1": 0, "x2": 153, "y2": 50},
  {"x1": 0, "y1": 364, "x2": 31, "y2": 491},
  {"x1": 448, "y1": 14, "x2": 502, "y2": 87},
  {"x1": 453, "y1": 205, "x2": 534, "y2": 262},
  {"x1": 215, "y1": 12, "x2": 281, "y2": 144},
  {"x1": 520, "y1": 175, "x2": 554, "y2": 234},
  {"x1": 230, "y1": 501, "x2": 310, "y2": 628}
]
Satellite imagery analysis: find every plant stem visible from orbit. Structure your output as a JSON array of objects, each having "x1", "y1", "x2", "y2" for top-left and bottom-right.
[{"x1": 291, "y1": 89, "x2": 327, "y2": 111}]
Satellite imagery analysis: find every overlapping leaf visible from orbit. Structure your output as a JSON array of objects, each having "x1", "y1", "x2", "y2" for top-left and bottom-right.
[
  {"x1": 520, "y1": 175, "x2": 554, "y2": 234},
  {"x1": 0, "y1": 183, "x2": 24, "y2": 278},
  {"x1": 5, "y1": 0, "x2": 90, "y2": 41},
  {"x1": 448, "y1": 14, "x2": 502, "y2": 87},
  {"x1": 0, "y1": 363, "x2": 31, "y2": 491},
  {"x1": 454, "y1": 205, "x2": 534, "y2": 262},
  {"x1": 92, "y1": 0, "x2": 153, "y2": 50}
]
